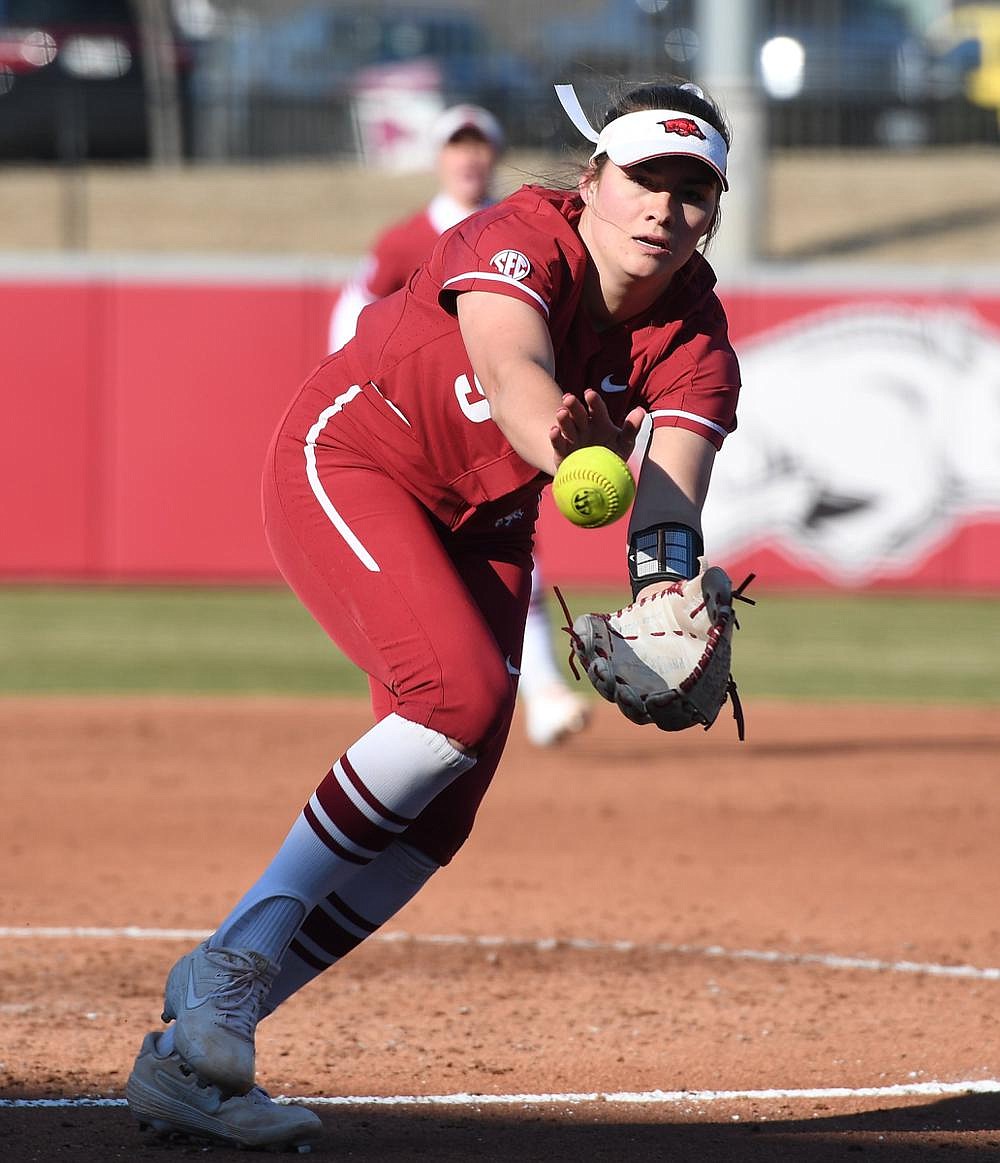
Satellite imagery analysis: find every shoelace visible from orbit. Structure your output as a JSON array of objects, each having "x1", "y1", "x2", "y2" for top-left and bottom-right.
[{"x1": 204, "y1": 947, "x2": 274, "y2": 1038}]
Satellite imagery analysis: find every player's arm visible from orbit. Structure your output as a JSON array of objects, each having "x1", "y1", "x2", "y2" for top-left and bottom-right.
[
  {"x1": 456, "y1": 290, "x2": 565, "y2": 475},
  {"x1": 628, "y1": 425, "x2": 717, "y2": 598},
  {"x1": 329, "y1": 227, "x2": 412, "y2": 353},
  {"x1": 457, "y1": 292, "x2": 645, "y2": 476},
  {"x1": 571, "y1": 423, "x2": 749, "y2": 738},
  {"x1": 328, "y1": 281, "x2": 376, "y2": 353}
]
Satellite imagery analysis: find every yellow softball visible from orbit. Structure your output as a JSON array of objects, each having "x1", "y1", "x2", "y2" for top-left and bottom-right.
[{"x1": 552, "y1": 447, "x2": 636, "y2": 529}]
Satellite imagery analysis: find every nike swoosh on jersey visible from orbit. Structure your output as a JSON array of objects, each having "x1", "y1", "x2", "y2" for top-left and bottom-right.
[
  {"x1": 505, "y1": 656, "x2": 521, "y2": 677},
  {"x1": 600, "y1": 375, "x2": 629, "y2": 393}
]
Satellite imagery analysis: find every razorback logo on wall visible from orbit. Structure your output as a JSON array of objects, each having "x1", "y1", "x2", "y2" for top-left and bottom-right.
[{"x1": 698, "y1": 304, "x2": 1000, "y2": 586}]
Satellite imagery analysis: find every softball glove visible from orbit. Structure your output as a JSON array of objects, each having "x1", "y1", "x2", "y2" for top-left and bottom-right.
[{"x1": 566, "y1": 561, "x2": 753, "y2": 739}]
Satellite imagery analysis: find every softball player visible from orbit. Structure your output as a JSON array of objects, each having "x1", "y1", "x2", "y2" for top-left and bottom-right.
[
  {"x1": 330, "y1": 102, "x2": 590, "y2": 749},
  {"x1": 126, "y1": 80, "x2": 741, "y2": 1151}
]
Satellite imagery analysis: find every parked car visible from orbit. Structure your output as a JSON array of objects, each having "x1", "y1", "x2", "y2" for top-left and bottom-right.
[
  {"x1": 0, "y1": 0, "x2": 209, "y2": 160},
  {"x1": 192, "y1": 4, "x2": 546, "y2": 160},
  {"x1": 758, "y1": 0, "x2": 957, "y2": 147},
  {"x1": 539, "y1": 0, "x2": 974, "y2": 148},
  {"x1": 926, "y1": 0, "x2": 1000, "y2": 140}
]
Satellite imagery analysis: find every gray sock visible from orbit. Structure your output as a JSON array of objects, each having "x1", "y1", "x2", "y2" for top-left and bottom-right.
[{"x1": 211, "y1": 895, "x2": 307, "y2": 964}]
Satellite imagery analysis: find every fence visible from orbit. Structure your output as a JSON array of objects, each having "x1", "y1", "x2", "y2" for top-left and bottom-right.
[{"x1": 1, "y1": 1, "x2": 997, "y2": 164}]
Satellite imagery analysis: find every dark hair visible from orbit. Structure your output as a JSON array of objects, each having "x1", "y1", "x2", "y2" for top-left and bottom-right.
[
  {"x1": 601, "y1": 83, "x2": 730, "y2": 144},
  {"x1": 445, "y1": 126, "x2": 497, "y2": 148},
  {"x1": 594, "y1": 81, "x2": 731, "y2": 245}
]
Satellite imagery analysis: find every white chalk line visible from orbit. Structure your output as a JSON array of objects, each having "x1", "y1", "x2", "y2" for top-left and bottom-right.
[
  {"x1": 5, "y1": 1080, "x2": 1000, "y2": 1111},
  {"x1": 1, "y1": 926, "x2": 998, "y2": 983},
  {"x1": 5, "y1": 930, "x2": 997, "y2": 1118}
]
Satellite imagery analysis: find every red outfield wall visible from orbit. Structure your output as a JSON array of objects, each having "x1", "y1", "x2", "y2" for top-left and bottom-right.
[{"x1": 3, "y1": 264, "x2": 999, "y2": 589}]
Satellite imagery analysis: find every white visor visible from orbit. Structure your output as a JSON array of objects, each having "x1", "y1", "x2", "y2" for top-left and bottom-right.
[
  {"x1": 554, "y1": 84, "x2": 729, "y2": 192},
  {"x1": 594, "y1": 109, "x2": 728, "y2": 191},
  {"x1": 430, "y1": 104, "x2": 505, "y2": 151}
]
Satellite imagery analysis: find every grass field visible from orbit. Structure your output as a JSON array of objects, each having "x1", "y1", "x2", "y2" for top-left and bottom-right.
[{"x1": 2, "y1": 585, "x2": 998, "y2": 703}]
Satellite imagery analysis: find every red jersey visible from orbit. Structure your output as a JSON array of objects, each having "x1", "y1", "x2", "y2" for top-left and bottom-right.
[
  {"x1": 300, "y1": 184, "x2": 740, "y2": 531},
  {"x1": 360, "y1": 208, "x2": 440, "y2": 299}
]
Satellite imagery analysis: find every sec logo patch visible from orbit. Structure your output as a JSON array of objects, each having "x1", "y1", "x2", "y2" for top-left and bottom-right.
[{"x1": 490, "y1": 250, "x2": 531, "y2": 280}]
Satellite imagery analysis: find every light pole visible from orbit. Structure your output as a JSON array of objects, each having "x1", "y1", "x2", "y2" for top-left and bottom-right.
[{"x1": 694, "y1": 0, "x2": 767, "y2": 278}]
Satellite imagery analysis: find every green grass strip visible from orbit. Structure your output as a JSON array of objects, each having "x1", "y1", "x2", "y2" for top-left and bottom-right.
[{"x1": 1, "y1": 585, "x2": 998, "y2": 703}]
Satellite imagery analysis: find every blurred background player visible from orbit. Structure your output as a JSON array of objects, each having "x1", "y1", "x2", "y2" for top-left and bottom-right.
[{"x1": 329, "y1": 103, "x2": 589, "y2": 749}]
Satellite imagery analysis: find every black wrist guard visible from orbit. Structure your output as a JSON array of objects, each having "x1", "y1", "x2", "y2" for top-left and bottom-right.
[{"x1": 628, "y1": 523, "x2": 704, "y2": 599}]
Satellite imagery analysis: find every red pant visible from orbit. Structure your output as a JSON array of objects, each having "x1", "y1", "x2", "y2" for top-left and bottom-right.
[{"x1": 262, "y1": 395, "x2": 537, "y2": 865}]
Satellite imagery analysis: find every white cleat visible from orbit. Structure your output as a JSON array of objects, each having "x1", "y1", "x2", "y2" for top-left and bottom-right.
[
  {"x1": 162, "y1": 941, "x2": 278, "y2": 1095},
  {"x1": 126, "y1": 1030, "x2": 323, "y2": 1153},
  {"x1": 524, "y1": 684, "x2": 591, "y2": 748}
]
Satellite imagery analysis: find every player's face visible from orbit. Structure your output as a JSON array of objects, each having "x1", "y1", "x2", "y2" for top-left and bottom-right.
[
  {"x1": 580, "y1": 156, "x2": 719, "y2": 286},
  {"x1": 437, "y1": 136, "x2": 498, "y2": 210}
]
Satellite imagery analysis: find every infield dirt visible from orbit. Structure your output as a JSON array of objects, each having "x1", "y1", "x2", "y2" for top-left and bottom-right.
[{"x1": 3, "y1": 695, "x2": 1000, "y2": 1159}]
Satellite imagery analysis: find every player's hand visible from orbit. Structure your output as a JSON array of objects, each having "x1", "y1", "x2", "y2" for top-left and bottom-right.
[{"x1": 550, "y1": 390, "x2": 646, "y2": 467}]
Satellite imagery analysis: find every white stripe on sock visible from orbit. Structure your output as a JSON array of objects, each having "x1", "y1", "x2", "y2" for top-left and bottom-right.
[{"x1": 307, "y1": 791, "x2": 382, "y2": 860}]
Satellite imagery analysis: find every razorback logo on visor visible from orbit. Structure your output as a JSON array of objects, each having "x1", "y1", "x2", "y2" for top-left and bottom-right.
[
  {"x1": 658, "y1": 118, "x2": 706, "y2": 140},
  {"x1": 490, "y1": 250, "x2": 531, "y2": 280}
]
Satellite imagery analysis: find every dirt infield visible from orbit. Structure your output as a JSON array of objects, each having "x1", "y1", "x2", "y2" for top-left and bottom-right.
[{"x1": 3, "y1": 695, "x2": 1000, "y2": 1160}]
